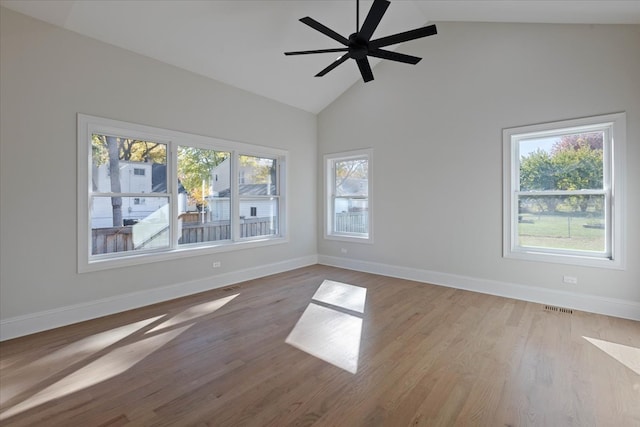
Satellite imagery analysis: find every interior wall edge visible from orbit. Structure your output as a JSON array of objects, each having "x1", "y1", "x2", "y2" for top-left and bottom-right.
[
  {"x1": 0, "y1": 255, "x2": 318, "y2": 342},
  {"x1": 318, "y1": 255, "x2": 640, "y2": 321}
]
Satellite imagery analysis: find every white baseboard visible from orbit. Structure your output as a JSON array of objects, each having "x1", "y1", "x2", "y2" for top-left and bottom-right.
[
  {"x1": 318, "y1": 255, "x2": 640, "y2": 321},
  {"x1": 0, "y1": 255, "x2": 318, "y2": 341},
  {"x1": 3, "y1": 254, "x2": 636, "y2": 341}
]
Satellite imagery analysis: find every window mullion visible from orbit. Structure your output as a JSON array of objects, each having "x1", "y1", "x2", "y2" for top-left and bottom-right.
[
  {"x1": 169, "y1": 143, "x2": 178, "y2": 249},
  {"x1": 516, "y1": 190, "x2": 606, "y2": 197},
  {"x1": 231, "y1": 151, "x2": 240, "y2": 242},
  {"x1": 92, "y1": 192, "x2": 161, "y2": 198},
  {"x1": 331, "y1": 160, "x2": 337, "y2": 234}
]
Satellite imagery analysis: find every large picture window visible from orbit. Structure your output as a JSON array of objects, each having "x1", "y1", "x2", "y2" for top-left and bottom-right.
[
  {"x1": 503, "y1": 113, "x2": 626, "y2": 268},
  {"x1": 78, "y1": 114, "x2": 287, "y2": 272},
  {"x1": 325, "y1": 149, "x2": 372, "y2": 242}
]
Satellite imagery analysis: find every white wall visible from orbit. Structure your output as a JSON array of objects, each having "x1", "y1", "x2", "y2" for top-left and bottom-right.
[
  {"x1": 0, "y1": 8, "x2": 317, "y2": 337},
  {"x1": 318, "y1": 22, "x2": 640, "y2": 314},
  {"x1": 2, "y1": 10, "x2": 638, "y2": 340}
]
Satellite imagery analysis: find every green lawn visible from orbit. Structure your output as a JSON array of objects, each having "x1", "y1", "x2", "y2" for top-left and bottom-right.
[{"x1": 518, "y1": 213, "x2": 605, "y2": 251}]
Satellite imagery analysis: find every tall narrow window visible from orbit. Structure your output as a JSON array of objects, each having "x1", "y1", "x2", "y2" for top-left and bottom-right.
[
  {"x1": 177, "y1": 146, "x2": 231, "y2": 245},
  {"x1": 325, "y1": 149, "x2": 372, "y2": 241},
  {"x1": 503, "y1": 113, "x2": 626, "y2": 268},
  {"x1": 238, "y1": 155, "x2": 280, "y2": 239}
]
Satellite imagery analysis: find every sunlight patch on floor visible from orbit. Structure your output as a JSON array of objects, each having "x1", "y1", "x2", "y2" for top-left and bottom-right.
[
  {"x1": 0, "y1": 316, "x2": 163, "y2": 406},
  {"x1": 0, "y1": 325, "x2": 190, "y2": 420},
  {"x1": 583, "y1": 336, "x2": 640, "y2": 375},
  {"x1": 312, "y1": 280, "x2": 367, "y2": 313},
  {"x1": 286, "y1": 280, "x2": 366, "y2": 374},
  {"x1": 147, "y1": 293, "x2": 239, "y2": 333},
  {"x1": 0, "y1": 293, "x2": 241, "y2": 420},
  {"x1": 286, "y1": 303, "x2": 362, "y2": 374}
]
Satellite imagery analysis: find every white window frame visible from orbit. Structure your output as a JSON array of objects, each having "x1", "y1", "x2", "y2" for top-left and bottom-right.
[
  {"x1": 503, "y1": 112, "x2": 626, "y2": 269},
  {"x1": 78, "y1": 114, "x2": 288, "y2": 273},
  {"x1": 324, "y1": 149, "x2": 373, "y2": 243},
  {"x1": 235, "y1": 154, "x2": 282, "y2": 241}
]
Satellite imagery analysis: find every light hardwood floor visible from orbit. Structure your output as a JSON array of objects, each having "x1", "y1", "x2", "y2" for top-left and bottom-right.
[{"x1": 1, "y1": 265, "x2": 639, "y2": 426}]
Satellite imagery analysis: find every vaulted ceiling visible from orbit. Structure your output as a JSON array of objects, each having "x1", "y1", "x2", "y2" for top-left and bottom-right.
[{"x1": 3, "y1": 0, "x2": 639, "y2": 113}]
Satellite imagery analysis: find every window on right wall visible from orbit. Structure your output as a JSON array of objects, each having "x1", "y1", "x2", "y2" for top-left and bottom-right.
[{"x1": 503, "y1": 112, "x2": 626, "y2": 269}]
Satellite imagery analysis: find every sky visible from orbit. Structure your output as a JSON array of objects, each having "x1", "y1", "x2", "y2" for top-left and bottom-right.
[{"x1": 519, "y1": 136, "x2": 559, "y2": 159}]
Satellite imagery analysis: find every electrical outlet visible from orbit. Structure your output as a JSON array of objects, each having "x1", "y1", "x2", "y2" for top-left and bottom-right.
[
  {"x1": 213, "y1": 261, "x2": 221, "y2": 268},
  {"x1": 340, "y1": 248, "x2": 348, "y2": 254},
  {"x1": 563, "y1": 275, "x2": 577, "y2": 284}
]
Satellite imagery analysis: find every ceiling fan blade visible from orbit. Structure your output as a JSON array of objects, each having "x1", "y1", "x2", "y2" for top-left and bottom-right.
[
  {"x1": 370, "y1": 24, "x2": 437, "y2": 49},
  {"x1": 299, "y1": 17, "x2": 349, "y2": 46},
  {"x1": 368, "y1": 48, "x2": 422, "y2": 64},
  {"x1": 285, "y1": 48, "x2": 349, "y2": 56},
  {"x1": 358, "y1": 0, "x2": 390, "y2": 42},
  {"x1": 316, "y1": 53, "x2": 351, "y2": 77},
  {"x1": 356, "y1": 57, "x2": 374, "y2": 82}
]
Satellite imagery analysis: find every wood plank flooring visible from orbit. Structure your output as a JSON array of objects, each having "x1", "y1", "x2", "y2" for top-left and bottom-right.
[{"x1": 1, "y1": 265, "x2": 638, "y2": 426}]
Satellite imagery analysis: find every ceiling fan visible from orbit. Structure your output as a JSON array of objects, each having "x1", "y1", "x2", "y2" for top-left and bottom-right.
[{"x1": 284, "y1": 0, "x2": 437, "y2": 82}]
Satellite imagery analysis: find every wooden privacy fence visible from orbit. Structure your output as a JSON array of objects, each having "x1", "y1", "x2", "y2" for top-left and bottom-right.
[
  {"x1": 180, "y1": 218, "x2": 275, "y2": 244},
  {"x1": 92, "y1": 217, "x2": 276, "y2": 255},
  {"x1": 92, "y1": 227, "x2": 134, "y2": 255},
  {"x1": 179, "y1": 220, "x2": 231, "y2": 244},
  {"x1": 334, "y1": 211, "x2": 368, "y2": 234}
]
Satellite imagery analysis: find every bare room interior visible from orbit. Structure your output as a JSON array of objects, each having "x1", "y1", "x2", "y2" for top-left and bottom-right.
[{"x1": 0, "y1": 1, "x2": 638, "y2": 425}]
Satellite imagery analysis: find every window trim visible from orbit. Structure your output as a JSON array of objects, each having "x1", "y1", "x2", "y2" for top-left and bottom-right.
[
  {"x1": 78, "y1": 114, "x2": 288, "y2": 273},
  {"x1": 236, "y1": 155, "x2": 282, "y2": 242},
  {"x1": 502, "y1": 112, "x2": 626, "y2": 269},
  {"x1": 324, "y1": 149, "x2": 373, "y2": 243}
]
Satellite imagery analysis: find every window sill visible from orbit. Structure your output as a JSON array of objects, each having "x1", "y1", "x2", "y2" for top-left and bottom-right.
[
  {"x1": 79, "y1": 236, "x2": 289, "y2": 273},
  {"x1": 504, "y1": 249, "x2": 624, "y2": 270},
  {"x1": 324, "y1": 234, "x2": 373, "y2": 244}
]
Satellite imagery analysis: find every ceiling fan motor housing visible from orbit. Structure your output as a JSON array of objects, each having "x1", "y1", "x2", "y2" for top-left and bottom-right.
[{"x1": 349, "y1": 33, "x2": 368, "y2": 60}]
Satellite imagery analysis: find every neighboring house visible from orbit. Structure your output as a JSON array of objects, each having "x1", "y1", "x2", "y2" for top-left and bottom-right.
[
  {"x1": 334, "y1": 177, "x2": 368, "y2": 213},
  {"x1": 91, "y1": 161, "x2": 187, "y2": 228},
  {"x1": 208, "y1": 158, "x2": 278, "y2": 221},
  {"x1": 211, "y1": 157, "x2": 232, "y2": 196},
  {"x1": 213, "y1": 184, "x2": 277, "y2": 221}
]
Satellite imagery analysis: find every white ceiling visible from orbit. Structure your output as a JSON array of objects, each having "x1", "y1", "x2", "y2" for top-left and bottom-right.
[{"x1": 3, "y1": 0, "x2": 640, "y2": 114}]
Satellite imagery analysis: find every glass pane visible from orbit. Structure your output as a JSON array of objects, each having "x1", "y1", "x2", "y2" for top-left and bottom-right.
[
  {"x1": 91, "y1": 134, "x2": 167, "y2": 194},
  {"x1": 178, "y1": 199, "x2": 231, "y2": 245},
  {"x1": 91, "y1": 196, "x2": 170, "y2": 255},
  {"x1": 517, "y1": 194, "x2": 605, "y2": 252},
  {"x1": 177, "y1": 147, "x2": 231, "y2": 245},
  {"x1": 334, "y1": 198, "x2": 369, "y2": 235},
  {"x1": 518, "y1": 132, "x2": 604, "y2": 191},
  {"x1": 239, "y1": 155, "x2": 277, "y2": 194},
  {"x1": 335, "y1": 158, "x2": 368, "y2": 197},
  {"x1": 240, "y1": 197, "x2": 278, "y2": 238}
]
